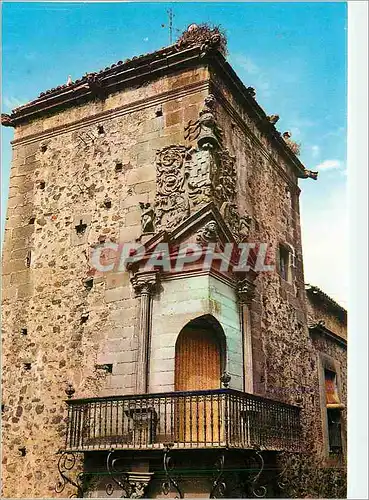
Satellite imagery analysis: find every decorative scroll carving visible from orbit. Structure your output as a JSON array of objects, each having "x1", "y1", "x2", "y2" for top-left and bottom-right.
[
  {"x1": 162, "y1": 445, "x2": 184, "y2": 499},
  {"x1": 139, "y1": 202, "x2": 155, "y2": 234},
  {"x1": 106, "y1": 450, "x2": 153, "y2": 498},
  {"x1": 213, "y1": 150, "x2": 236, "y2": 206},
  {"x1": 155, "y1": 145, "x2": 190, "y2": 230},
  {"x1": 210, "y1": 453, "x2": 227, "y2": 498},
  {"x1": 55, "y1": 451, "x2": 85, "y2": 498},
  {"x1": 196, "y1": 220, "x2": 219, "y2": 245}
]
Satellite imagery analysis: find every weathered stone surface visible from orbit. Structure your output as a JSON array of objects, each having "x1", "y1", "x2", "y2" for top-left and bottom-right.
[{"x1": 1, "y1": 36, "x2": 346, "y2": 500}]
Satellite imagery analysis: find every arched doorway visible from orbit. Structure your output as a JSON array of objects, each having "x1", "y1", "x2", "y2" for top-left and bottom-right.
[{"x1": 174, "y1": 315, "x2": 226, "y2": 444}]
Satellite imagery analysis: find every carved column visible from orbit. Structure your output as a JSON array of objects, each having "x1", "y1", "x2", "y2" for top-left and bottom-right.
[
  {"x1": 237, "y1": 278, "x2": 256, "y2": 394},
  {"x1": 131, "y1": 271, "x2": 159, "y2": 393}
]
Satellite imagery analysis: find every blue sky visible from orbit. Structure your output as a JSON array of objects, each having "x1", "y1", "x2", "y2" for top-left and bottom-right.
[{"x1": 1, "y1": 1, "x2": 347, "y2": 305}]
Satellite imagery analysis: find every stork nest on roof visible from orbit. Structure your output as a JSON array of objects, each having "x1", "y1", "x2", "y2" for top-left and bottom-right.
[{"x1": 176, "y1": 23, "x2": 227, "y2": 56}]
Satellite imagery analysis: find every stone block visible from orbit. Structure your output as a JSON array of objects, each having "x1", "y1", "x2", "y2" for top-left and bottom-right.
[
  {"x1": 107, "y1": 374, "x2": 133, "y2": 390},
  {"x1": 134, "y1": 181, "x2": 156, "y2": 195},
  {"x1": 150, "y1": 357, "x2": 174, "y2": 374},
  {"x1": 121, "y1": 193, "x2": 149, "y2": 209},
  {"x1": 17, "y1": 282, "x2": 34, "y2": 298},
  {"x1": 150, "y1": 346, "x2": 174, "y2": 361},
  {"x1": 105, "y1": 286, "x2": 131, "y2": 303},
  {"x1": 149, "y1": 370, "x2": 174, "y2": 388},
  {"x1": 142, "y1": 116, "x2": 163, "y2": 134},
  {"x1": 10, "y1": 270, "x2": 31, "y2": 285},
  {"x1": 116, "y1": 349, "x2": 137, "y2": 363},
  {"x1": 125, "y1": 209, "x2": 141, "y2": 227},
  {"x1": 106, "y1": 272, "x2": 130, "y2": 289},
  {"x1": 110, "y1": 309, "x2": 136, "y2": 326},
  {"x1": 108, "y1": 326, "x2": 136, "y2": 340},
  {"x1": 163, "y1": 99, "x2": 182, "y2": 113},
  {"x1": 2, "y1": 259, "x2": 27, "y2": 275},
  {"x1": 115, "y1": 361, "x2": 137, "y2": 376},
  {"x1": 119, "y1": 225, "x2": 141, "y2": 243},
  {"x1": 126, "y1": 165, "x2": 156, "y2": 186},
  {"x1": 12, "y1": 225, "x2": 34, "y2": 240}
]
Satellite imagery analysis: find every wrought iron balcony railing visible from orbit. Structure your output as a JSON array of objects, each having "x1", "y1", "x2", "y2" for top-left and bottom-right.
[{"x1": 65, "y1": 389, "x2": 301, "y2": 453}]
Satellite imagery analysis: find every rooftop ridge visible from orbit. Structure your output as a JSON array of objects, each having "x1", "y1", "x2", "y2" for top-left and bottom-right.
[{"x1": 305, "y1": 283, "x2": 347, "y2": 318}]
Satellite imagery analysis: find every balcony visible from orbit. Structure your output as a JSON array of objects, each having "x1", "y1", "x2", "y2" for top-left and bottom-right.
[{"x1": 64, "y1": 388, "x2": 301, "y2": 453}]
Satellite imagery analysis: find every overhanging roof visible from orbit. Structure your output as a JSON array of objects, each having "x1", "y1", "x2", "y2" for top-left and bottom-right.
[{"x1": 1, "y1": 27, "x2": 309, "y2": 178}]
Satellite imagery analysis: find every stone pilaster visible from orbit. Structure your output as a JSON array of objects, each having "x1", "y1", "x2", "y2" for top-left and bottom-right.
[
  {"x1": 131, "y1": 271, "x2": 159, "y2": 393},
  {"x1": 237, "y1": 278, "x2": 256, "y2": 393}
]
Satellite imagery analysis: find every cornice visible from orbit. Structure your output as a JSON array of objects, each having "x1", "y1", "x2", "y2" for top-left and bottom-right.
[
  {"x1": 10, "y1": 80, "x2": 210, "y2": 147},
  {"x1": 4, "y1": 45, "x2": 204, "y2": 127},
  {"x1": 308, "y1": 321, "x2": 347, "y2": 348},
  {"x1": 206, "y1": 53, "x2": 307, "y2": 179}
]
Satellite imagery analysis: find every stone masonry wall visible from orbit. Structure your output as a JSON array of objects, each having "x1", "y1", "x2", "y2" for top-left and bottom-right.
[
  {"x1": 210, "y1": 72, "x2": 327, "y2": 456},
  {"x1": 2, "y1": 52, "x2": 347, "y2": 498},
  {"x1": 1, "y1": 66, "x2": 210, "y2": 498},
  {"x1": 149, "y1": 274, "x2": 243, "y2": 394}
]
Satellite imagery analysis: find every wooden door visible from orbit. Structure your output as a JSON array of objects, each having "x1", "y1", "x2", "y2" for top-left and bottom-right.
[{"x1": 175, "y1": 327, "x2": 222, "y2": 444}]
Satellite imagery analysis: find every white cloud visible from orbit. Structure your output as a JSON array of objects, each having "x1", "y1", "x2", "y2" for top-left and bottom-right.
[
  {"x1": 143, "y1": 37, "x2": 149, "y2": 42},
  {"x1": 233, "y1": 55, "x2": 260, "y2": 75},
  {"x1": 301, "y1": 187, "x2": 348, "y2": 307},
  {"x1": 231, "y1": 54, "x2": 272, "y2": 99},
  {"x1": 315, "y1": 159, "x2": 342, "y2": 171},
  {"x1": 311, "y1": 145, "x2": 320, "y2": 158}
]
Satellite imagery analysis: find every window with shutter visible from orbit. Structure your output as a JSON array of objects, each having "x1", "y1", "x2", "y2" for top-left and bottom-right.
[{"x1": 324, "y1": 370, "x2": 343, "y2": 453}]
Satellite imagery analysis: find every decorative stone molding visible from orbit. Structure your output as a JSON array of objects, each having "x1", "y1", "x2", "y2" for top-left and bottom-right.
[
  {"x1": 106, "y1": 450, "x2": 154, "y2": 498},
  {"x1": 131, "y1": 271, "x2": 159, "y2": 297},
  {"x1": 131, "y1": 271, "x2": 160, "y2": 393}
]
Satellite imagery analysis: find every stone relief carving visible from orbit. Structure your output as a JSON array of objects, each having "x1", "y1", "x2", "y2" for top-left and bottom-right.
[
  {"x1": 213, "y1": 149, "x2": 236, "y2": 206},
  {"x1": 154, "y1": 94, "x2": 250, "y2": 241},
  {"x1": 185, "y1": 94, "x2": 223, "y2": 150},
  {"x1": 139, "y1": 202, "x2": 155, "y2": 233},
  {"x1": 196, "y1": 220, "x2": 219, "y2": 245},
  {"x1": 154, "y1": 145, "x2": 191, "y2": 229}
]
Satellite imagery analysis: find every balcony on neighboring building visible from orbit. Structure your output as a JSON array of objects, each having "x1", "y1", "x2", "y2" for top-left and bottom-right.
[{"x1": 64, "y1": 389, "x2": 301, "y2": 453}]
